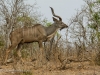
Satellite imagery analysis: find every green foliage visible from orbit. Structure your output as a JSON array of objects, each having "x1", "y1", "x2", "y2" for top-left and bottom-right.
[
  {"x1": 43, "y1": 19, "x2": 52, "y2": 27},
  {"x1": 17, "y1": 16, "x2": 34, "y2": 22},
  {"x1": 21, "y1": 71, "x2": 32, "y2": 75},
  {"x1": 17, "y1": 15, "x2": 34, "y2": 26},
  {"x1": 0, "y1": 37, "x2": 4, "y2": 46},
  {"x1": 87, "y1": 0, "x2": 100, "y2": 42},
  {"x1": 95, "y1": 52, "x2": 100, "y2": 66},
  {"x1": 88, "y1": 23, "x2": 97, "y2": 30},
  {"x1": 56, "y1": 31, "x2": 61, "y2": 39},
  {"x1": 88, "y1": 12, "x2": 100, "y2": 41},
  {"x1": 97, "y1": 0, "x2": 100, "y2": 3},
  {"x1": 88, "y1": 12, "x2": 100, "y2": 30},
  {"x1": 93, "y1": 12, "x2": 100, "y2": 23},
  {"x1": 89, "y1": 2, "x2": 94, "y2": 8},
  {"x1": 0, "y1": 41, "x2": 4, "y2": 46},
  {"x1": 21, "y1": 49, "x2": 29, "y2": 58},
  {"x1": 46, "y1": 22, "x2": 52, "y2": 27},
  {"x1": 96, "y1": 32, "x2": 100, "y2": 37}
]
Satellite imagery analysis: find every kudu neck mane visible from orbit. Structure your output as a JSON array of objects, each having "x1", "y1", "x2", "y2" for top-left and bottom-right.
[{"x1": 44, "y1": 23, "x2": 59, "y2": 36}]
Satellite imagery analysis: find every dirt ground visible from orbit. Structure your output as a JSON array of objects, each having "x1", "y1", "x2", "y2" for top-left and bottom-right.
[{"x1": 0, "y1": 61, "x2": 100, "y2": 75}]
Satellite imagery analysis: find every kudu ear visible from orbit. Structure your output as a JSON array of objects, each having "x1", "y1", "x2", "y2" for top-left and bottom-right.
[{"x1": 52, "y1": 17, "x2": 58, "y2": 22}]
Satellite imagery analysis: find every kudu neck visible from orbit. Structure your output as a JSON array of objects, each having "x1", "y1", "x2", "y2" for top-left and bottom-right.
[{"x1": 44, "y1": 23, "x2": 58, "y2": 36}]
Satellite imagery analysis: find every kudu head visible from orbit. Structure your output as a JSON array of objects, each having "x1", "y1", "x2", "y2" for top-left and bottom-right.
[{"x1": 50, "y1": 7, "x2": 68, "y2": 30}]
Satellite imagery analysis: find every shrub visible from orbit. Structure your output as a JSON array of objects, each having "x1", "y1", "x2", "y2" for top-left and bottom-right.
[
  {"x1": 21, "y1": 71, "x2": 33, "y2": 75},
  {"x1": 95, "y1": 52, "x2": 100, "y2": 66}
]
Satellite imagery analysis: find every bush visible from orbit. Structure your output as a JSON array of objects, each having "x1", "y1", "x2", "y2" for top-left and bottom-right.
[
  {"x1": 21, "y1": 71, "x2": 33, "y2": 75},
  {"x1": 95, "y1": 52, "x2": 100, "y2": 66},
  {"x1": 0, "y1": 41, "x2": 4, "y2": 46}
]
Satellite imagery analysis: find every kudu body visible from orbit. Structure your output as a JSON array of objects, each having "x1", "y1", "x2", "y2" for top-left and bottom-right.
[{"x1": 4, "y1": 7, "x2": 68, "y2": 64}]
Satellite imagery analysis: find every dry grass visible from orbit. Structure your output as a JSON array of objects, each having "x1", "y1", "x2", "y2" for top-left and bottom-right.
[
  {"x1": 0, "y1": 40, "x2": 100, "y2": 75},
  {"x1": 0, "y1": 60, "x2": 100, "y2": 75}
]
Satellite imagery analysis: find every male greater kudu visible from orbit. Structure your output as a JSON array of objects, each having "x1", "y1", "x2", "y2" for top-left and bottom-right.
[{"x1": 4, "y1": 7, "x2": 68, "y2": 64}]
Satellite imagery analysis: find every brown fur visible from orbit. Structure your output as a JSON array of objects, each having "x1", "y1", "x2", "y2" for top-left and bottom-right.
[
  {"x1": 4, "y1": 7, "x2": 68, "y2": 64},
  {"x1": 4, "y1": 24, "x2": 47, "y2": 64},
  {"x1": 10, "y1": 24, "x2": 46, "y2": 44}
]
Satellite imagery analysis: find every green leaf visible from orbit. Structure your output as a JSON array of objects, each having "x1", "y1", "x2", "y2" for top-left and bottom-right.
[{"x1": 97, "y1": 0, "x2": 100, "y2": 3}]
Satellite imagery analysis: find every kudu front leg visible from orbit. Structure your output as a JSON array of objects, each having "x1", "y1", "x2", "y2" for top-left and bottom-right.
[
  {"x1": 47, "y1": 37, "x2": 54, "y2": 61},
  {"x1": 4, "y1": 48, "x2": 11, "y2": 65},
  {"x1": 4, "y1": 45, "x2": 16, "y2": 65},
  {"x1": 38, "y1": 41, "x2": 46, "y2": 65}
]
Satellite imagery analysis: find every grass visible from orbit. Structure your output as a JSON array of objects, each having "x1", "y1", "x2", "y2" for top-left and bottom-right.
[{"x1": 21, "y1": 71, "x2": 33, "y2": 75}]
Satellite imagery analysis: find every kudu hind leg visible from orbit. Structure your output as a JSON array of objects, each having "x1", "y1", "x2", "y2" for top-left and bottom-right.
[{"x1": 4, "y1": 45, "x2": 16, "y2": 64}]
